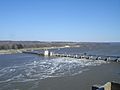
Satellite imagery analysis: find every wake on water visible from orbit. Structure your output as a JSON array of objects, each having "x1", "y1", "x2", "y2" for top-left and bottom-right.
[{"x1": 0, "y1": 57, "x2": 107, "y2": 83}]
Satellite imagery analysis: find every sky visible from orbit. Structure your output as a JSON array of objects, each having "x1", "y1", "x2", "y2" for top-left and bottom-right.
[{"x1": 0, "y1": 0, "x2": 120, "y2": 42}]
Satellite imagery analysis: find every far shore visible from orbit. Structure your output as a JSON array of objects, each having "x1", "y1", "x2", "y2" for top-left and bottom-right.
[{"x1": 0, "y1": 45, "x2": 80, "y2": 55}]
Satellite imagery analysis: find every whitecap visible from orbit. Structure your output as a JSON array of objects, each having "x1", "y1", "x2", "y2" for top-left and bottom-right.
[{"x1": 0, "y1": 57, "x2": 107, "y2": 82}]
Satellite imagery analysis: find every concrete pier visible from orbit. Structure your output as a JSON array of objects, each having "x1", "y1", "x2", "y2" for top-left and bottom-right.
[{"x1": 92, "y1": 82, "x2": 120, "y2": 90}]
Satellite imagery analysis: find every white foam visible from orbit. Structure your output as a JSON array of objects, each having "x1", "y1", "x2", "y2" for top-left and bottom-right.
[
  {"x1": 10, "y1": 68, "x2": 16, "y2": 72},
  {"x1": 0, "y1": 57, "x2": 107, "y2": 83}
]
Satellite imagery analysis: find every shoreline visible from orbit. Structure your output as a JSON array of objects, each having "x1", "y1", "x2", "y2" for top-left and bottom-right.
[{"x1": 0, "y1": 45, "x2": 79, "y2": 55}]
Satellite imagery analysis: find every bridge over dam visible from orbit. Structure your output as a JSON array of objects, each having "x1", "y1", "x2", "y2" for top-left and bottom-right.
[{"x1": 22, "y1": 50, "x2": 120, "y2": 62}]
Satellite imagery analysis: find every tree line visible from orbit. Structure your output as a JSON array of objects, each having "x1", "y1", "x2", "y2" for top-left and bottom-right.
[{"x1": 0, "y1": 41, "x2": 74, "y2": 50}]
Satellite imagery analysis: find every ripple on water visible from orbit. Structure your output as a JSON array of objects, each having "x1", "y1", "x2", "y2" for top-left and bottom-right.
[{"x1": 0, "y1": 57, "x2": 107, "y2": 83}]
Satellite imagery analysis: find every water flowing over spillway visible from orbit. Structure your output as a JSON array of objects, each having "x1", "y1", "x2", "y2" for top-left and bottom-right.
[
  {"x1": 0, "y1": 45, "x2": 120, "y2": 90},
  {"x1": 0, "y1": 57, "x2": 107, "y2": 83}
]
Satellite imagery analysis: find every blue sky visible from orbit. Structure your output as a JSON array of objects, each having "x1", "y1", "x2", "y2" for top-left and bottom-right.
[{"x1": 0, "y1": 0, "x2": 120, "y2": 42}]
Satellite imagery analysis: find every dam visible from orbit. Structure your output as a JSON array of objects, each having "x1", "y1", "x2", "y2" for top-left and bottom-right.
[{"x1": 22, "y1": 50, "x2": 120, "y2": 62}]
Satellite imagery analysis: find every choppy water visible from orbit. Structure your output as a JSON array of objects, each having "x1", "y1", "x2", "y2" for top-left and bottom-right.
[
  {"x1": 0, "y1": 55, "x2": 107, "y2": 83},
  {"x1": 0, "y1": 44, "x2": 120, "y2": 90},
  {"x1": 49, "y1": 43, "x2": 120, "y2": 56}
]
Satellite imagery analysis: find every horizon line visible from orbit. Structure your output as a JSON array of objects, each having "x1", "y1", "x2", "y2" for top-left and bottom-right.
[{"x1": 0, "y1": 40, "x2": 120, "y2": 43}]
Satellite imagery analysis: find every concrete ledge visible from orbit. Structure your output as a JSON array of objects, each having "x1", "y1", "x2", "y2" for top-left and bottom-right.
[{"x1": 92, "y1": 82, "x2": 120, "y2": 90}]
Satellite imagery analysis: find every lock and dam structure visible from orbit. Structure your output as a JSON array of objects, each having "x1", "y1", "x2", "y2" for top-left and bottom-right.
[{"x1": 22, "y1": 50, "x2": 120, "y2": 62}]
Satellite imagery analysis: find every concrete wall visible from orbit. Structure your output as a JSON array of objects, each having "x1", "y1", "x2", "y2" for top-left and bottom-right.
[
  {"x1": 44, "y1": 50, "x2": 49, "y2": 56},
  {"x1": 92, "y1": 82, "x2": 120, "y2": 90},
  {"x1": 111, "y1": 82, "x2": 120, "y2": 90},
  {"x1": 104, "y1": 82, "x2": 111, "y2": 90},
  {"x1": 104, "y1": 82, "x2": 120, "y2": 90}
]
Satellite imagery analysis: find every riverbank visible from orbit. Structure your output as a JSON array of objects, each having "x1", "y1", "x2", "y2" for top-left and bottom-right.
[
  {"x1": 0, "y1": 49, "x2": 22, "y2": 54},
  {"x1": 0, "y1": 45, "x2": 77, "y2": 55}
]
